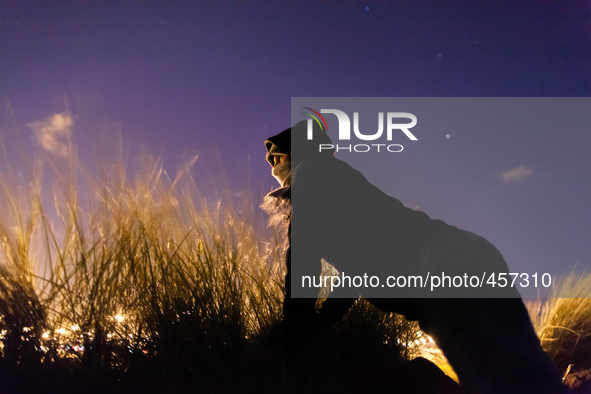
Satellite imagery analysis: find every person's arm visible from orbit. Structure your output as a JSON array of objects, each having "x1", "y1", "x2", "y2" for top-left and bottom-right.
[{"x1": 283, "y1": 158, "x2": 357, "y2": 338}]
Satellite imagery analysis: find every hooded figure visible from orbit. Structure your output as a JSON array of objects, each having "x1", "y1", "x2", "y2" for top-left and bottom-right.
[{"x1": 264, "y1": 121, "x2": 569, "y2": 394}]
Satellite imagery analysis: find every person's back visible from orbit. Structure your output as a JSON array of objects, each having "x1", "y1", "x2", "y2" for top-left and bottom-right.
[{"x1": 292, "y1": 152, "x2": 454, "y2": 281}]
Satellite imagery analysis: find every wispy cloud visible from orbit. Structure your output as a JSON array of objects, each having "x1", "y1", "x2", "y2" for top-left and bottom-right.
[
  {"x1": 28, "y1": 114, "x2": 73, "y2": 157},
  {"x1": 497, "y1": 165, "x2": 533, "y2": 183}
]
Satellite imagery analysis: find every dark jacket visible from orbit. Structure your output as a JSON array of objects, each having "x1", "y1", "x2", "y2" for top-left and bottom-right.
[{"x1": 265, "y1": 121, "x2": 456, "y2": 329}]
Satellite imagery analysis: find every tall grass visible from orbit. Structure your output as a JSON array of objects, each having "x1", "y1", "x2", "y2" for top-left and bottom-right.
[
  {"x1": 0, "y1": 128, "x2": 420, "y2": 393},
  {"x1": 0, "y1": 136, "x2": 289, "y2": 390},
  {"x1": 527, "y1": 272, "x2": 591, "y2": 387}
]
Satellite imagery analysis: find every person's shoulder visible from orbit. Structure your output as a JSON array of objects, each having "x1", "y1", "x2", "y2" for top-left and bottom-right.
[
  {"x1": 295, "y1": 155, "x2": 362, "y2": 175},
  {"x1": 293, "y1": 156, "x2": 377, "y2": 201},
  {"x1": 293, "y1": 156, "x2": 356, "y2": 180}
]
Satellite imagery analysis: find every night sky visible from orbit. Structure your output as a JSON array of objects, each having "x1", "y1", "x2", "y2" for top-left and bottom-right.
[{"x1": 1, "y1": 2, "x2": 590, "y2": 293}]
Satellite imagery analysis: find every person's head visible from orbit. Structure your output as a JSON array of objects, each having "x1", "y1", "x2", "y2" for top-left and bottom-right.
[
  {"x1": 265, "y1": 120, "x2": 334, "y2": 187},
  {"x1": 265, "y1": 126, "x2": 291, "y2": 187},
  {"x1": 269, "y1": 152, "x2": 291, "y2": 187}
]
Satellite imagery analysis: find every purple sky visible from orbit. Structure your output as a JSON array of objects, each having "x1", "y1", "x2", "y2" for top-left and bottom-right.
[{"x1": 1, "y1": 2, "x2": 590, "y2": 293}]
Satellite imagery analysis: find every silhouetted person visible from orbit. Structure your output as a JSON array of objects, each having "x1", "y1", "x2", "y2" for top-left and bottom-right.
[{"x1": 264, "y1": 121, "x2": 570, "y2": 394}]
